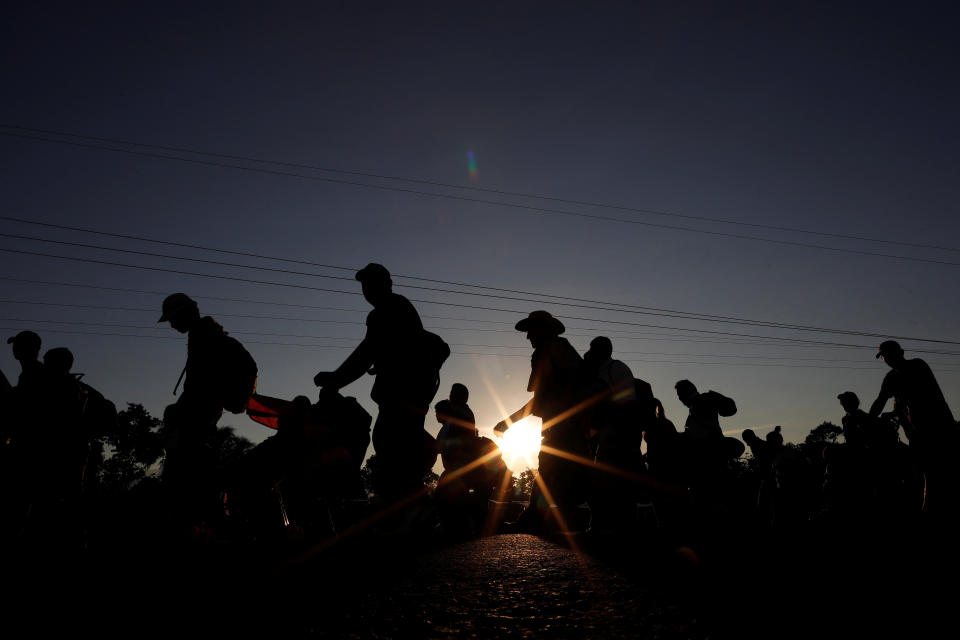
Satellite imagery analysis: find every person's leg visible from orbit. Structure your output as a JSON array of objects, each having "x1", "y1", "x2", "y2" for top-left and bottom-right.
[{"x1": 371, "y1": 404, "x2": 429, "y2": 503}]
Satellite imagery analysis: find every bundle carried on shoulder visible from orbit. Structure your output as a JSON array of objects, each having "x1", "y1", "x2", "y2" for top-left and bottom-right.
[
  {"x1": 218, "y1": 334, "x2": 258, "y2": 414},
  {"x1": 705, "y1": 390, "x2": 737, "y2": 418}
]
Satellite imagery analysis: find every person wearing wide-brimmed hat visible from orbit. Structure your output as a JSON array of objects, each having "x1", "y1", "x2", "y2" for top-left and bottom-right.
[
  {"x1": 494, "y1": 310, "x2": 589, "y2": 531},
  {"x1": 869, "y1": 340, "x2": 958, "y2": 517}
]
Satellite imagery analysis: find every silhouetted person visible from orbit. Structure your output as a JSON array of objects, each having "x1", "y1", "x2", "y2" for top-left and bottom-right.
[
  {"x1": 435, "y1": 384, "x2": 478, "y2": 475},
  {"x1": 582, "y1": 336, "x2": 638, "y2": 458},
  {"x1": 644, "y1": 398, "x2": 678, "y2": 478},
  {"x1": 26, "y1": 347, "x2": 109, "y2": 543},
  {"x1": 159, "y1": 293, "x2": 244, "y2": 533},
  {"x1": 313, "y1": 264, "x2": 448, "y2": 506},
  {"x1": 3, "y1": 331, "x2": 47, "y2": 538},
  {"x1": 742, "y1": 428, "x2": 776, "y2": 526},
  {"x1": 869, "y1": 340, "x2": 958, "y2": 518},
  {"x1": 8, "y1": 331, "x2": 43, "y2": 391},
  {"x1": 434, "y1": 385, "x2": 490, "y2": 536},
  {"x1": 495, "y1": 310, "x2": 589, "y2": 532},
  {"x1": 674, "y1": 379, "x2": 738, "y2": 504},
  {"x1": 582, "y1": 336, "x2": 640, "y2": 531},
  {"x1": 675, "y1": 379, "x2": 736, "y2": 441},
  {"x1": 765, "y1": 425, "x2": 783, "y2": 449},
  {"x1": 742, "y1": 429, "x2": 772, "y2": 469}
]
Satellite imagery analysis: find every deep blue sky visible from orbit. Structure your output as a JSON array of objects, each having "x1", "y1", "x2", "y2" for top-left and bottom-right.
[{"x1": 2, "y1": 1, "x2": 959, "y2": 465}]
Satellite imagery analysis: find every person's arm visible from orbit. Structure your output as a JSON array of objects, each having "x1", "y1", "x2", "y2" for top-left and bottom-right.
[
  {"x1": 868, "y1": 389, "x2": 891, "y2": 418},
  {"x1": 494, "y1": 399, "x2": 534, "y2": 434},
  {"x1": 869, "y1": 372, "x2": 895, "y2": 418},
  {"x1": 313, "y1": 338, "x2": 374, "y2": 390}
]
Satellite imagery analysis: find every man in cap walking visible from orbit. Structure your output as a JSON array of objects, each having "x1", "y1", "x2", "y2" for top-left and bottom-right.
[
  {"x1": 869, "y1": 340, "x2": 958, "y2": 518},
  {"x1": 314, "y1": 264, "x2": 444, "y2": 505},
  {"x1": 158, "y1": 293, "x2": 233, "y2": 531}
]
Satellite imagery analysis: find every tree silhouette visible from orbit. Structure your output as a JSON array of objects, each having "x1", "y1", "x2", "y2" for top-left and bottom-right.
[
  {"x1": 96, "y1": 403, "x2": 165, "y2": 492},
  {"x1": 512, "y1": 469, "x2": 536, "y2": 501},
  {"x1": 804, "y1": 421, "x2": 843, "y2": 447}
]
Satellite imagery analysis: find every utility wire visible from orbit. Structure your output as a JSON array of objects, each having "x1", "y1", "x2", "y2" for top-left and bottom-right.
[
  {"x1": 0, "y1": 218, "x2": 882, "y2": 329},
  {"x1": 4, "y1": 131, "x2": 960, "y2": 269},
  {"x1": 4, "y1": 278, "x2": 875, "y2": 348},
  {"x1": 4, "y1": 293, "x2": 960, "y2": 357},
  {"x1": 7, "y1": 325, "x2": 948, "y2": 372},
  {"x1": 3, "y1": 228, "x2": 959, "y2": 346},
  {"x1": 4, "y1": 124, "x2": 958, "y2": 254},
  {"x1": 11, "y1": 315, "x2": 960, "y2": 366},
  {"x1": 1, "y1": 245, "x2": 955, "y2": 352}
]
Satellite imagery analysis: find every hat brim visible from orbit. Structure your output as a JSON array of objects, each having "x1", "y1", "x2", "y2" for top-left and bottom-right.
[{"x1": 515, "y1": 317, "x2": 565, "y2": 335}]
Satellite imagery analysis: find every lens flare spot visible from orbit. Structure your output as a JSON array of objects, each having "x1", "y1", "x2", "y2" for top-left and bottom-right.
[
  {"x1": 495, "y1": 417, "x2": 541, "y2": 473},
  {"x1": 467, "y1": 150, "x2": 478, "y2": 181}
]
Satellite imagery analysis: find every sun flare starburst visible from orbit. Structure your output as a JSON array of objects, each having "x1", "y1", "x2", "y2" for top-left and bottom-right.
[{"x1": 495, "y1": 417, "x2": 542, "y2": 472}]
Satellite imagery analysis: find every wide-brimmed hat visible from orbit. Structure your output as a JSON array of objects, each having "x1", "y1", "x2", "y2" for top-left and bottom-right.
[
  {"x1": 158, "y1": 293, "x2": 198, "y2": 322},
  {"x1": 515, "y1": 310, "x2": 565, "y2": 335}
]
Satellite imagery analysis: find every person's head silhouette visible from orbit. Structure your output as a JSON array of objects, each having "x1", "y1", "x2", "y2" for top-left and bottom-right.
[
  {"x1": 355, "y1": 263, "x2": 392, "y2": 307},
  {"x1": 515, "y1": 310, "x2": 565, "y2": 348},
  {"x1": 159, "y1": 293, "x2": 200, "y2": 333}
]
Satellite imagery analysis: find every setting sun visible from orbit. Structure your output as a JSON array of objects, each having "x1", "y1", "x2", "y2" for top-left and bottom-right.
[{"x1": 494, "y1": 417, "x2": 542, "y2": 473}]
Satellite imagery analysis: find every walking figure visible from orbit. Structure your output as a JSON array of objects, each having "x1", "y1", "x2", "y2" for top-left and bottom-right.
[
  {"x1": 495, "y1": 311, "x2": 590, "y2": 532},
  {"x1": 314, "y1": 264, "x2": 449, "y2": 505},
  {"x1": 159, "y1": 293, "x2": 258, "y2": 534},
  {"x1": 868, "y1": 340, "x2": 958, "y2": 519}
]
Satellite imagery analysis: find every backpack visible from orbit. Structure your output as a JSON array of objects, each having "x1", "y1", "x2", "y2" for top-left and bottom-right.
[
  {"x1": 219, "y1": 335, "x2": 258, "y2": 414},
  {"x1": 707, "y1": 391, "x2": 737, "y2": 418},
  {"x1": 420, "y1": 330, "x2": 451, "y2": 373}
]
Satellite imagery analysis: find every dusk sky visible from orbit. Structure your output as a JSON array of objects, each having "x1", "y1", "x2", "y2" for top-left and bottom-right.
[{"x1": 3, "y1": 2, "x2": 959, "y2": 471}]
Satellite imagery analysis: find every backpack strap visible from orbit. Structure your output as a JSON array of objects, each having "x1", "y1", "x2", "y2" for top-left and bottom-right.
[{"x1": 172, "y1": 363, "x2": 187, "y2": 396}]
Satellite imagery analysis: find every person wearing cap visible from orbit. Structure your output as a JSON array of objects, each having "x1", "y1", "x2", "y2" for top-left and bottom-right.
[
  {"x1": 313, "y1": 263, "x2": 441, "y2": 504},
  {"x1": 869, "y1": 340, "x2": 958, "y2": 516},
  {"x1": 494, "y1": 310, "x2": 589, "y2": 531},
  {"x1": 158, "y1": 292, "x2": 232, "y2": 530}
]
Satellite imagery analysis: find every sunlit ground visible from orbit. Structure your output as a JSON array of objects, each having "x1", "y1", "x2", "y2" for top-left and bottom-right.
[{"x1": 494, "y1": 417, "x2": 542, "y2": 473}]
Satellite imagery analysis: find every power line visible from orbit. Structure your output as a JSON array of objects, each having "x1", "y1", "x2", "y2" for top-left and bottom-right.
[
  {"x1": 6, "y1": 276, "x2": 879, "y2": 348},
  {"x1": 0, "y1": 248, "x2": 944, "y2": 352},
  {"x1": 0, "y1": 220, "x2": 876, "y2": 330},
  {"x1": 4, "y1": 227, "x2": 960, "y2": 346},
  {"x1": 4, "y1": 123, "x2": 958, "y2": 254},
  {"x1": 4, "y1": 294, "x2": 960, "y2": 358},
  {"x1": 5, "y1": 246, "x2": 959, "y2": 354},
  {"x1": 12, "y1": 315, "x2": 960, "y2": 365},
  {"x1": 9, "y1": 325, "x2": 951, "y2": 372},
  {"x1": 4, "y1": 130, "x2": 960, "y2": 269}
]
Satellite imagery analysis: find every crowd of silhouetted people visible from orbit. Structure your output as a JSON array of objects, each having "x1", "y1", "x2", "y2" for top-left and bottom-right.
[{"x1": 2, "y1": 262, "x2": 959, "y2": 567}]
